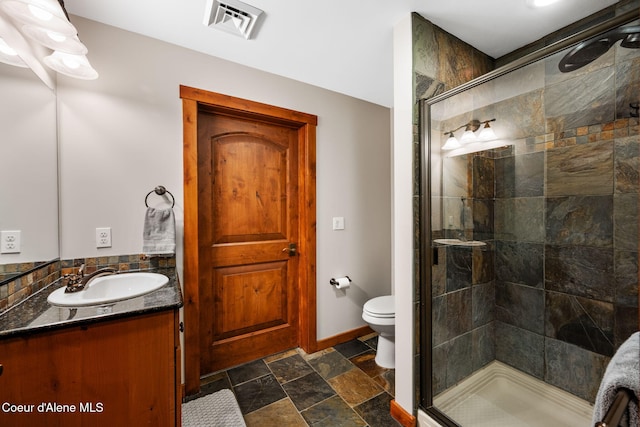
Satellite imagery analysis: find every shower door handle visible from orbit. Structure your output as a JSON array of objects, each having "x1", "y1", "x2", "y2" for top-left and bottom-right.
[{"x1": 282, "y1": 243, "x2": 297, "y2": 256}]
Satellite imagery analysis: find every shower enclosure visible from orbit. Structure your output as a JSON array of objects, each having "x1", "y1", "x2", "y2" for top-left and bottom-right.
[{"x1": 420, "y1": 11, "x2": 639, "y2": 427}]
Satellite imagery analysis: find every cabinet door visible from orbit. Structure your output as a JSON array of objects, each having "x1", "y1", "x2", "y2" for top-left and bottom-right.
[{"x1": 0, "y1": 311, "x2": 177, "y2": 427}]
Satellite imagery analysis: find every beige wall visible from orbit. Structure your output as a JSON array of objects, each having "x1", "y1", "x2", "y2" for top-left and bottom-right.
[{"x1": 57, "y1": 16, "x2": 392, "y2": 341}]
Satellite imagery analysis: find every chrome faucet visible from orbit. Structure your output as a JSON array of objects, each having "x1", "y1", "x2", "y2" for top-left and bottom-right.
[{"x1": 64, "y1": 264, "x2": 118, "y2": 293}]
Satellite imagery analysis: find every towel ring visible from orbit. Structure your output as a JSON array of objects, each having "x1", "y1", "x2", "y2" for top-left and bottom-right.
[{"x1": 145, "y1": 185, "x2": 175, "y2": 208}]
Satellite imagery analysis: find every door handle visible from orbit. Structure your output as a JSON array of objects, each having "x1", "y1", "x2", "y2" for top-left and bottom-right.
[
  {"x1": 282, "y1": 243, "x2": 297, "y2": 256},
  {"x1": 0, "y1": 364, "x2": 3, "y2": 376}
]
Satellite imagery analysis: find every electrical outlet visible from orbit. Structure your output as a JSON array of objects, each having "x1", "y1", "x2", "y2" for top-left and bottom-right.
[
  {"x1": 332, "y1": 217, "x2": 345, "y2": 230},
  {"x1": 1, "y1": 230, "x2": 21, "y2": 254},
  {"x1": 96, "y1": 227, "x2": 112, "y2": 248}
]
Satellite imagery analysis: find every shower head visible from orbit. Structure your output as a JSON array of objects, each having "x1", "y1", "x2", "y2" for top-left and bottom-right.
[{"x1": 559, "y1": 25, "x2": 640, "y2": 73}]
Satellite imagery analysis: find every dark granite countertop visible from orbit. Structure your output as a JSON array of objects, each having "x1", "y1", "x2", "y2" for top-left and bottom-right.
[{"x1": 0, "y1": 268, "x2": 183, "y2": 339}]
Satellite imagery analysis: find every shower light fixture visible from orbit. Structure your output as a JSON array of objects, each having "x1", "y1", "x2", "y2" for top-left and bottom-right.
[
  {"x1": 442, "y1": 118, "x2": 497, "y2": 150},
  {"x1": 441, "y1": 132, "x2": 461, "y2": 150},
  {"x1": 525, "y1": 0, "x2": 561, "y2": 8},
  {"x1": 478, "y1": 120, "x2": 497, "y2": 141},
  {"x1": 460, "y1": 123, "x2": 477, "y2": 143},
  {"x1": 0, "y1": 0, "x2": 97, "y2": 85}
]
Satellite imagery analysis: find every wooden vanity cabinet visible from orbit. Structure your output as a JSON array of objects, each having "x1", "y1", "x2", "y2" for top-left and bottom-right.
[{"x1": 0, "y1": 309, "x2": 181, "y2": 427}]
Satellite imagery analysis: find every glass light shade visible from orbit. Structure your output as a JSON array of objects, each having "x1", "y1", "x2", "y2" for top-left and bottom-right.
[
  {"x1": 526, "y1": 0, "x2": 561, "y2": 7},
  {"x1": 0, "y1": 0, "x2": 77, "y2": 36},
  {"x1": 21, "y1": 25, "x2": 88, "y2": 54},
  {"x1": 43, "y1": 51, "x2": 98, "y2": 79},
  {"x1": 0, "y1": 37, "x2": 28, "y2": 67},
  {"x1": 28, "y1": 3, "x2": 52, "y2": 20},
  {"x1": 441, "y1": 134, "x2": 461, "y2": 150},
  {"x1": 460, "y1": 129, "x2": 477, "y2": 144},
  {"x1": 478, "y1": 124, "x2": 497, "y2": 141}
]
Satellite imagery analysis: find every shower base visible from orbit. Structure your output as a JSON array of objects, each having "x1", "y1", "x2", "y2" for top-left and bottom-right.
[{"x1": 420, "y1": 361, "x2": 593, "y2": 427}]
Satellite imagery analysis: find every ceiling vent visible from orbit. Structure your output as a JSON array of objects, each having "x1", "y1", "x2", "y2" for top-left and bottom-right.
[{"x1": 203, "y1": 0, "x2": 264, "y2": 40}]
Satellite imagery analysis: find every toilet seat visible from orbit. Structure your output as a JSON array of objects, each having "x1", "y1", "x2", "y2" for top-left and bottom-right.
[{"x1": 363, "y1": 295, "x2": 395, "y2": 318}]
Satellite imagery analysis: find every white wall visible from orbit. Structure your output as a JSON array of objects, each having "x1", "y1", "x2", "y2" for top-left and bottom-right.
[
  {"x1": 57, "y1": 16, "x2": 392, "y2": 341},
  {"x1": 393, "y1": 14, "x2": 415, "y2": 415}
]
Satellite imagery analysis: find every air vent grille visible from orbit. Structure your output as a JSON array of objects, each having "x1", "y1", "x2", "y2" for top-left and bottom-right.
[{"x1": 203, "y1": 0, "x2": 263, "y2": 40}]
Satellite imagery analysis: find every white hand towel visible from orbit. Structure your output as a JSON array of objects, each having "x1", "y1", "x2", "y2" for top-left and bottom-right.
[{"x1": 143, "y1": 207, "x2": 176, "y2": 256}]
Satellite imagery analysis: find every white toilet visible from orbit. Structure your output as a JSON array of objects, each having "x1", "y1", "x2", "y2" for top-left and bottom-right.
[{"x1": 362, "y1": 295, "x2": 395, "y2": 369}]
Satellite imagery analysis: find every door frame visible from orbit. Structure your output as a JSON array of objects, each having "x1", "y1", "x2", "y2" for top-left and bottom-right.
[{"x1": 180, "y1": 85, "x2": 318, "y2": 395}]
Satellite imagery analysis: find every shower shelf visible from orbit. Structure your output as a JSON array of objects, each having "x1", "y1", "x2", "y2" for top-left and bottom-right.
[{"x1": 433, "y1": 238, "x2": 486, "y2": 247}]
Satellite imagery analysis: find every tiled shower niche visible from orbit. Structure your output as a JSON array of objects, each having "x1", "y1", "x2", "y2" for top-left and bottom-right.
[{"x1": 429, "y1": 25, "x2": 639, "y2": 404}]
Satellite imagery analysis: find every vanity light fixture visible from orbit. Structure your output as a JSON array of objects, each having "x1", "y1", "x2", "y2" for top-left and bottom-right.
[
  {"x1": 0, "y1": 36, "x2": 27, "y2": 67},
  {"x1": 0, "y1": 0, "x2": 97, "y2": 83},
  {"x1": 43, "y1": 50, "x2": 97, "y2": 79},
  {"x1": 441, "y1": 118, "x2": 497, "y2": 150},
  {"x1": 0, "y1": 0, "x2": 77, "y2": 35},
  {"x1": 21, "y1": 25, "x2": 87, "y2": 54}
]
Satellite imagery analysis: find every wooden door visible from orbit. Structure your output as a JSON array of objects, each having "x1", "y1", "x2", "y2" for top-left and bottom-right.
[
  {"x1": 199, "y1": 111, "x2": 300, "y2": 373},
  {"x1": 181, "y1": 86, "x2": 318, "y2": 391}
]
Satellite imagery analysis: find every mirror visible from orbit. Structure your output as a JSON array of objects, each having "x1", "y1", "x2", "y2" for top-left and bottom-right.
[{"x1": 0, "y1": 63, "x2": 58, "y2": 282}]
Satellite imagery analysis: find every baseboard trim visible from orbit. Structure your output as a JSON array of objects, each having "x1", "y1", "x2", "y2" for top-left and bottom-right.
[
  {"x1": 391, "y1": 399, "x2": 416, "y2": 427},
  {"x1": 314, "y1": 325, "x2": 373, "y2": 351}
]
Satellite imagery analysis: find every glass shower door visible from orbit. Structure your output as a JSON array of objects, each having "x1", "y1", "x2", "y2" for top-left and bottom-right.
[{"x1": 425, "y1": 19, "x2": 639, "y2": 425}]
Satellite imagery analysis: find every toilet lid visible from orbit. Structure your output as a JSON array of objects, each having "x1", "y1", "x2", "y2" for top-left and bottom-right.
[{"x1": 363, "y1": 295, "x2": 395, "y2": 317}]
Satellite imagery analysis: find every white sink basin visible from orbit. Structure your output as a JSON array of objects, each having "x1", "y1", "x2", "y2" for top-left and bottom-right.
[
  {"x1": 433, "y1": 238, "x2": 486, "y2": 247},
  {"x1": 47, "y1": 272, "x2": 169, "y2": 307}
]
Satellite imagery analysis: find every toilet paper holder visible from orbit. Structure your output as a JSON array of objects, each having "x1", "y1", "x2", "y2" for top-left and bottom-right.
[{"x1": 329, "y1": 276, "x2": 351, "y2": 286}]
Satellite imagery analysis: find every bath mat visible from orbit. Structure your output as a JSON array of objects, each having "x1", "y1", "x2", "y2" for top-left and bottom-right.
[{"x1": 182, "y1": 388, "x2": 246, "y2": 427}]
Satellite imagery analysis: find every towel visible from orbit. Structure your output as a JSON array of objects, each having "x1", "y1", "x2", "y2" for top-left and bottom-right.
[
  {"x1": 592, "y1": 332, "x2": 640, "y2": 427},
  {"x1": 142, "y1": 207, "x2": 176, "y2": 256}
]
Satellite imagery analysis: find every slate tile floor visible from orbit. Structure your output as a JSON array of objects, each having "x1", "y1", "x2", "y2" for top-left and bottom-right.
[{"x1": 185, "y1": 333, "x2": 401, "y2": 427}]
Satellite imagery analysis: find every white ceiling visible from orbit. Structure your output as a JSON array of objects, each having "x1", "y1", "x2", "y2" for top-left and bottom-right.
[{"x1": 63, "y1": 0, "x2": 619, "y2": 107}]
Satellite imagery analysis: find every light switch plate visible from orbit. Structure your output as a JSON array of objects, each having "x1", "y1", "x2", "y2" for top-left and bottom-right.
[{"x1": 332, "y1": 217, "x2": 345, "y2": 230}]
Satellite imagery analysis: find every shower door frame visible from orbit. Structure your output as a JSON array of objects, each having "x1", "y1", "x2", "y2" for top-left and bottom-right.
[{"x1": 418, "y1": 9, "x2": 640, "y2": 425}]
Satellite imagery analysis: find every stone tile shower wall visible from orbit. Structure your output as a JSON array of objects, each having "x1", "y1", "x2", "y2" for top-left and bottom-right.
[
  {"x1": 431, "y1": 242, "x2": 496, "y2": 395},
  {"x1": 432, "y1": 34, "x2": 639, "y2": 403},
  {"x1": 412, "y1": 13, "x2": 496, "y2": 405},
  {"x1": 494, "y1": 121, "x2": 638, "y2": 402}
]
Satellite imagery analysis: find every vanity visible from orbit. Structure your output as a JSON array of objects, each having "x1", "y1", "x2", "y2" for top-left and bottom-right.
[
  {"x1": 0, "y1": 268, "x2": 183, "y2": 427},
  {"x1": 0, "y1": 19, "x2": 184, "y2": 426}
]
